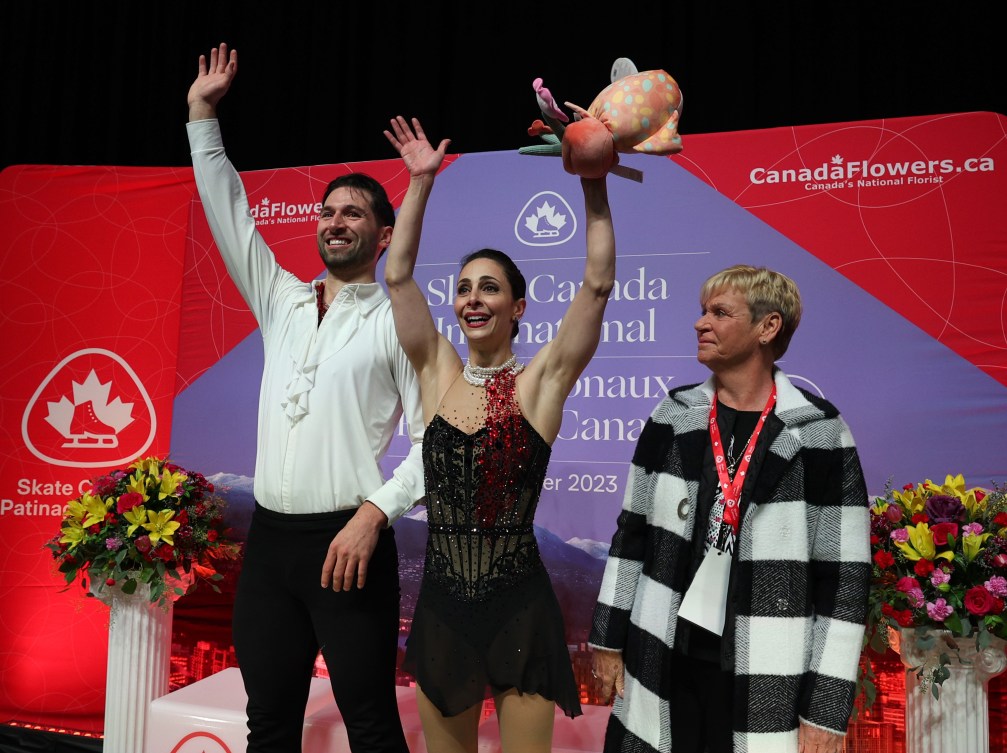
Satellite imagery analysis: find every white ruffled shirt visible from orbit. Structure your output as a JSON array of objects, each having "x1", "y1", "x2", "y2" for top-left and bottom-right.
[{"x1": 187, "y1": 118, "x2": 425, "y2": 520}]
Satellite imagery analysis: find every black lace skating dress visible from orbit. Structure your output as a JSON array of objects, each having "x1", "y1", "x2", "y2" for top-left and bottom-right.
[{"x1": 402, "y1": 370, "x2": 582, "y2": 718}]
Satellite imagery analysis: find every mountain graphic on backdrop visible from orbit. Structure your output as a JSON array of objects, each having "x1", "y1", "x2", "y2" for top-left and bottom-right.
[{"x1": 206, "y1": 472, "x2": 609, "y2": 643}]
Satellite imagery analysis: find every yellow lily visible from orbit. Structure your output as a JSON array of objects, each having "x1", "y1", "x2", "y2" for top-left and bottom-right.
[
  {"x1": 123, "y1": 506, "x2": 148, "y2": 536},
  {"x1": 157, "y1": 470, "x2": 186, "y2": 501},
  {"x1": 142, "y1": 509, "x2": 180, "y2": 546},
  {"x1": 961, "y1": 487, "x2": 982, "y2": 518},
  {"x1": 962, "y1": 529, "x2": 993, "y2": 563},
  {"x1": 64, "y1": 493, "x2": 108, "y2": 527},
  {"x1": 59, "y1": 519, "x2": 88, "y2": 549},
  {"x1": 933, "y1": 473, "x2": 967, "y2": 498},
  {"x1": 131, "y1": 457, "x2": 162, "y2": 477},
  {"x1": 893, "y1": 523, "x2": 955, "y2": 562},
  {"x1": 75, "y1": 493, "x2": 110, "y2": 526},
  {"x1": 125, "y1": 469, "x2": 149, "y2": 497},
  {"x1": 891, "y1": 485, "x2": 926, "y2": 517}
]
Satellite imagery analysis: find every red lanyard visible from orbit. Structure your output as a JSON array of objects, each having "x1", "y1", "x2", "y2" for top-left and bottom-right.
[{"x1": 708, "y1": 385, "x2": 776, "y2": 533}]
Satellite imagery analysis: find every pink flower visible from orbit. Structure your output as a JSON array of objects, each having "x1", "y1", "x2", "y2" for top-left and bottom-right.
[
  {"x1": 906, "y1": 588, "x2": 925, "y2": 609},
  {"x1": 985, "y1": 575, "x2": 1007, "y2": 597},
  {"x1": 891, "y1": 529, "x2": 910, "y2": 544},
  {"x1": 926, "y1": 598, "x2": 954, "y2": 622},
  {"x1": 930, "y1": 568, "x2": 951, "y2": 588},
  {"x1": 962, "y1": 522, "x2": 984, "y2": 537}
]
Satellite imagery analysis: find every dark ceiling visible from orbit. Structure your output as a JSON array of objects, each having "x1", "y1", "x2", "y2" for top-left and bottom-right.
[{"x1": 2, "y1": 2, "x2": 1003, "y2": 173}]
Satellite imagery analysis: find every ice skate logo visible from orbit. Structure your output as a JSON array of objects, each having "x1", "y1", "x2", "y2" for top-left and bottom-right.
[
  {"x1": 23, "y1": 348, "x2": 157, "y2": 468},
  {"x1": 46, "y1": 370, "x2": 132, "y2": 448},
  {"x1": 514, "y1": 191, "x2": 577, "y2": 247},
  {"x1": 169, "y1": 730, "x2": 233, "y2": 753}
]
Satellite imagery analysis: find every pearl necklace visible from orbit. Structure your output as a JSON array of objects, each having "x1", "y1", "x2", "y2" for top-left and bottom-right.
[{"x1": 463, "y1": 354, "x2": 524, "y2": 387}]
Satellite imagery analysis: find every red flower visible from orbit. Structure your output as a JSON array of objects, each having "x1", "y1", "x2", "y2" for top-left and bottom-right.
[
  {"x1": 890, "y1": 608, "x2": 915, "y2": 627},
  {"x1": 896, "y1": 576, "x2": 919, "y2": 593},
  {"x1": 964, "y1": 585, "x2": 998, "y2": 616},
  {"x1": 930, "y1": 522, "x2": 959, "y2": 547},
  {"x1": 994, "y1": 512, "x2": 1007, "y2": 527},
  {"x1": 994, "y1": 553, "x2": 1007, "y2": 569},
  {"x1": 914, "y1": 559, "x2": 935, "y2": 577},
  {"x1": 154, "y1": 543, "x2": 175, "y2": 562},
  {"x1": 870, "y1": 534, "x2": 881, "y2": 546},
  {"x1": 207, "y1": 529, "x2": 219, "y2": 542},
  {"x1": 903, "y1": 484, "x2": 914, "y2": 491},
  {"x1": 135, "y1": 535, "x2": 152, "y2": 554},
  {"x1": 977, "y1": 490, "x2": 987, "y2": 502},
  {"x1": 911, "y1": 513, "x2": 929, "y2": 524},
  {"x1": 874, "y1": 550, "x2": 895, "y2": 569},
  {"x1": 116, "y1": 492, "x2": 144, "y2": 514},
  {"x1": 175, "y1": 509, "x2": 189, "y2": 526},
  {"x1": 105, "y1": 577, "x2": 116, "y2": 586}
]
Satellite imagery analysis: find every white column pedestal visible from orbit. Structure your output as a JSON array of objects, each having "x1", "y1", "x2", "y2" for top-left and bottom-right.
[
  {"x1": 94, "y1": 580, "x2": 173, "y2": 753},
  {"x1": 892, "y1": 628, "x2": 1007, "y2": 753}
]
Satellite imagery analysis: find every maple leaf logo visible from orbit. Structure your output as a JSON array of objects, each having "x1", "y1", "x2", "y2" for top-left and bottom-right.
[
  {"x1": 831, "y1": 155, "x2": 844, "y2": 165},
  {"x1": 44, "y1": 370, "x2": 135, "y2": 447},
  {"x1": 523, "y1": 201, "x2": 568, "y2": 238}
]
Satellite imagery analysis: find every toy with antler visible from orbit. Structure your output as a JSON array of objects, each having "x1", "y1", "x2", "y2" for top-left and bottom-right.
[{"x1": 521, "y1": 58, "x2": 684, "y2": 181}]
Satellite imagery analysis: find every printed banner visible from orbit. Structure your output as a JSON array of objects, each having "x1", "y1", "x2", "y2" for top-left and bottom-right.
[
  {"x1": 2, "y1": 111, "x2": 1004, "y2": 732},
  {"x1": 0, "y1": 164, "x2": 195, "y2": 730}
]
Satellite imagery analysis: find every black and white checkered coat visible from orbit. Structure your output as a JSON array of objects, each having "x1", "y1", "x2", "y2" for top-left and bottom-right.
[{"x1": 590, "y1": 370, "x2": 871, "y2": 753}]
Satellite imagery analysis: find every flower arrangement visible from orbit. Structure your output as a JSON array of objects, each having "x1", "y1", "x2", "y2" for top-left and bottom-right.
[
  {"x1": 45, "y1": 456, "x2": 242, "y2": 608},
  {"x1": 859, "y1": 473, "x2": 1007, "y2": 706}
]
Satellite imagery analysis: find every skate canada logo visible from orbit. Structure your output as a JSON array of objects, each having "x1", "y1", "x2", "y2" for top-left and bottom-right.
[
  {"x1": 22, "y1": 348, "x2": 157, "y2": 468},
  {"x1": 749, "y1": 153, "x2": 995, "y2": 191},
  {"x1": 250, "y1": 195, "x2": 322, "y2": 226},
  {"x1": 515, "y1": 191, "x2": 578, "y2": 247}
]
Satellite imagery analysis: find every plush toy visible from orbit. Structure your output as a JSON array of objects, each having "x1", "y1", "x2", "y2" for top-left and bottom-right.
[{"x1": 521, "y1": 58, "x2": 684, "y2": 181}]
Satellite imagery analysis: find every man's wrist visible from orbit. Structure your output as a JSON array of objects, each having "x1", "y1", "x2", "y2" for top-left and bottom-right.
[
  {"x1": 357, "y1": 500, "x2": 390, "y2": 529},
  {"x1": 188, "y1": 101, "x2": 217, "y2": 122}
]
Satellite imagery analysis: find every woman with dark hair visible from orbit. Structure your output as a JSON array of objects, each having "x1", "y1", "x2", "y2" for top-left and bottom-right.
[{"x1": 383, "y1": 116, "x2": 617, "y2": 753}]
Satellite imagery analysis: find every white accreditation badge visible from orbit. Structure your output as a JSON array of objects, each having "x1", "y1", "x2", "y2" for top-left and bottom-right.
[{"x1": 677, "y1": 547, "x2": 731, "y2": 636}]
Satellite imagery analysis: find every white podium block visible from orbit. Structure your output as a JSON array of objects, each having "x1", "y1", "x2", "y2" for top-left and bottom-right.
[{"x1": 145, "y1": 667, "x2": 333, "y2": 753}]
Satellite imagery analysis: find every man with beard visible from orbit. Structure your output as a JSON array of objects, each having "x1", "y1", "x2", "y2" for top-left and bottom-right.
[{"x1": 186, "y1": 43, "x2": 424, "y2": 753}]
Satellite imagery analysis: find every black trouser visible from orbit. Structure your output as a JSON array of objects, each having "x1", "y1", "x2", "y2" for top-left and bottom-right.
[
  {"x1": 667, "y1": 651, "x2": 734, "y2": 753},
  {"x1": 232, "y1": 503, "x2": 408, "y2": 753}
]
